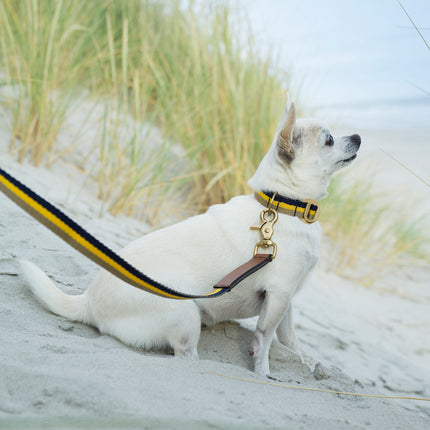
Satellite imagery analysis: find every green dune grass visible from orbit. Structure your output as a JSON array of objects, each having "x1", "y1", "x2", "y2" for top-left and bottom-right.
[{"x1": 0, "y1": 0, "x2": 427, "y2": 285}]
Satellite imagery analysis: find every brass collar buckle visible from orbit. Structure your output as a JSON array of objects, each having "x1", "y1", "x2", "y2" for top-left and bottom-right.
[
  {"x1": 255, "y1": 191, "x2": 320, "y2": 224},
  {"x1": 301, "y1": 198, "x2": 320, "y2": 224}
]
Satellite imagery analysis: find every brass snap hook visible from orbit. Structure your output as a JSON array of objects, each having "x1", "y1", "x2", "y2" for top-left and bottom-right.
[
  {"x1": 253, "y1": 240, "x2": 277, "y2": 259},
  {"x1": 251, "y1": 196, "x2": 279, "y2": 260}
]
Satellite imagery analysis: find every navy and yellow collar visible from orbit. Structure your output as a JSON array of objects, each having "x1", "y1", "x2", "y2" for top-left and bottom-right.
[{"x1": 255, "y1": 191, "x2": 320, "y2": 224}]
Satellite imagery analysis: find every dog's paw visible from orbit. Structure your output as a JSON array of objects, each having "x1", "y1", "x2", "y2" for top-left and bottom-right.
[
  {"x1": 175, "y1": 348, "x2": 199, "y2": 360},
  {"x1": 282, "y1": 344, "x2": 305, "y2": 363},
  {"x1": 253, "y1": 359, "x2": 270, "y2": 377}
]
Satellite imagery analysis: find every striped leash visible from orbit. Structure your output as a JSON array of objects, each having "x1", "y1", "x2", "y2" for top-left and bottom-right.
[{"x1": 0, "y1": 166, "x2": 272, "y2": 299}]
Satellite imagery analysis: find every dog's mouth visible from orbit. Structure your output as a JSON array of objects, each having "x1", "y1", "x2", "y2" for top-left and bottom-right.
[
  {"x1": 336, "y1": 134, "x2": 361, "y2": 165},
  {"x1": 337, "y1": 154, "x2": 357, "y2": 164}
]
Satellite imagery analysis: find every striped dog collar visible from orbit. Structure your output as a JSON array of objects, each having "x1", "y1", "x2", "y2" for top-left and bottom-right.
[{"x1": 255, "y1": 191, "x2": 320, "y2": 224}]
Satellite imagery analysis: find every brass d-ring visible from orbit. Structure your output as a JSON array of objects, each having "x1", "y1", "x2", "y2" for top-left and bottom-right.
[{"x1": 267, "y1": 192, "x2": 278, "y2": 210}]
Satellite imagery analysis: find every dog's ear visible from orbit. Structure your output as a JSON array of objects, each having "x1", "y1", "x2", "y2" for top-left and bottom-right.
[{"x1": 277, "y1": 102, "x2": 296, "y2": 164}]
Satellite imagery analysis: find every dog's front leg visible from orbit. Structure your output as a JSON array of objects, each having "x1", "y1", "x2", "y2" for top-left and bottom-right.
[
  {"x1": 277, "y1": 304, "x2": 299, "y2": 350},
  {"x1": 276, "y1": 306, "x2": 304, "y2": 362},
  {"x1": 251, "y1": 291, "x2": 291, "y2": 376}
]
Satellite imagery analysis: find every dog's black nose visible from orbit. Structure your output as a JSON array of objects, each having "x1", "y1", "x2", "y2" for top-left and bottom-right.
[{"x1": 350, "y1": 134, "x2": 361, "y2": 147}]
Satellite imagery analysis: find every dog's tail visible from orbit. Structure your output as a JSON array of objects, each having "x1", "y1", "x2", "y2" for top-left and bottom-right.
[{"x1": 20, "y1": 260, "x2": 89, "y2": 323}]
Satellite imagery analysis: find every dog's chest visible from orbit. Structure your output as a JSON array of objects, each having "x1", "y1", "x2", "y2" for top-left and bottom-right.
[
  {"x1": 198, "y1": 218, "x2": 320, "y2": 324},
  {"x1": 272, "y1": 214, "x2": 321, "y2": 265}
]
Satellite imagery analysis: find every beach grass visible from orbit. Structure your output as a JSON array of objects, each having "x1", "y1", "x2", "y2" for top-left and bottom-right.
[
  {"x1": 87, "y1": 0, "x2": 293, "y2": 210},
  {"x1": 0, "y1": 0, "x2": 101, "y2": 165},
  {"x1": 0, "y1": 0, "x2": 427, "y2": 286},
  {"x1": 0, "y1": 0, "x2": 293, "y2": 213},
  {"x1": 320, "y1": 170, "x2": 430, "y2": 285}
]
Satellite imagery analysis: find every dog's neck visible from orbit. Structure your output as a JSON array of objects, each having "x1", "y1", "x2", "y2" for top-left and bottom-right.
[{"x1": 248, "y1": 145, "x2": 330, "y2": 201}]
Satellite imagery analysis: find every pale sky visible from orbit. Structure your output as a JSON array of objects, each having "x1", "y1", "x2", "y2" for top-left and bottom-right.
[{"x1": 246, "y1": 0, "x2": 430, "y2": 130}]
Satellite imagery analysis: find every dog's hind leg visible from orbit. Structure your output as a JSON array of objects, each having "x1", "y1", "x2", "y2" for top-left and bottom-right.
[
  {"x1": 168, "y1": 305, "x2": 200, "y2": 359},
  {"x1": 170, "y1": 333, "x2": 199, "y2": 359},
  {"x1": 93, "y1": 300, "x2": 201, "y2": 358}
]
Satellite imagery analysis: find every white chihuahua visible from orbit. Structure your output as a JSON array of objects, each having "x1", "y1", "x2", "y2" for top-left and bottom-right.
[{"x1": 22, "y1": 99, "x2": 360, "y2": 375}]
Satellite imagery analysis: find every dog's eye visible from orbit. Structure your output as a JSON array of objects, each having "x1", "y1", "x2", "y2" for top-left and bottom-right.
[{"x1": 325, "y1": 135, "x2": 334, "y2": 147}]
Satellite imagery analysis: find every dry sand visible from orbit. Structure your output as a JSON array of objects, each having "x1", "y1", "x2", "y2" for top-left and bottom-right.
[{"x1": 1, "y1": 128, "x2": 429, "y2": 429}]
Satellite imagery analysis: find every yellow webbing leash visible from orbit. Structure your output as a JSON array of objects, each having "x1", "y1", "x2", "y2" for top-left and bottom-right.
[{"x1": 0, "y1": 166, "x2": 272, "y2": 299}]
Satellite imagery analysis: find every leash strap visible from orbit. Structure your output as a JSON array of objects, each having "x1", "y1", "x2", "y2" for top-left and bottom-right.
[
  {"x1": 0, "y1": 166, "x2": 272, "y2": 300},
  {"x1": 214, "y1": 254, "x2": 272, "y2": 291}
]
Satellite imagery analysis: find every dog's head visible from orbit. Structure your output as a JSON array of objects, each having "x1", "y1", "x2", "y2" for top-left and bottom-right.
[{"x1": 248, "y1": 97, "x2": 361, "y2": 200}]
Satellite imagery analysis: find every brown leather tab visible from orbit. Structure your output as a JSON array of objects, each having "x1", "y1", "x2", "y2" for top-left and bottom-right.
[{"x1": 214, "y1": 254, "x2": 272, "y2": 291}]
